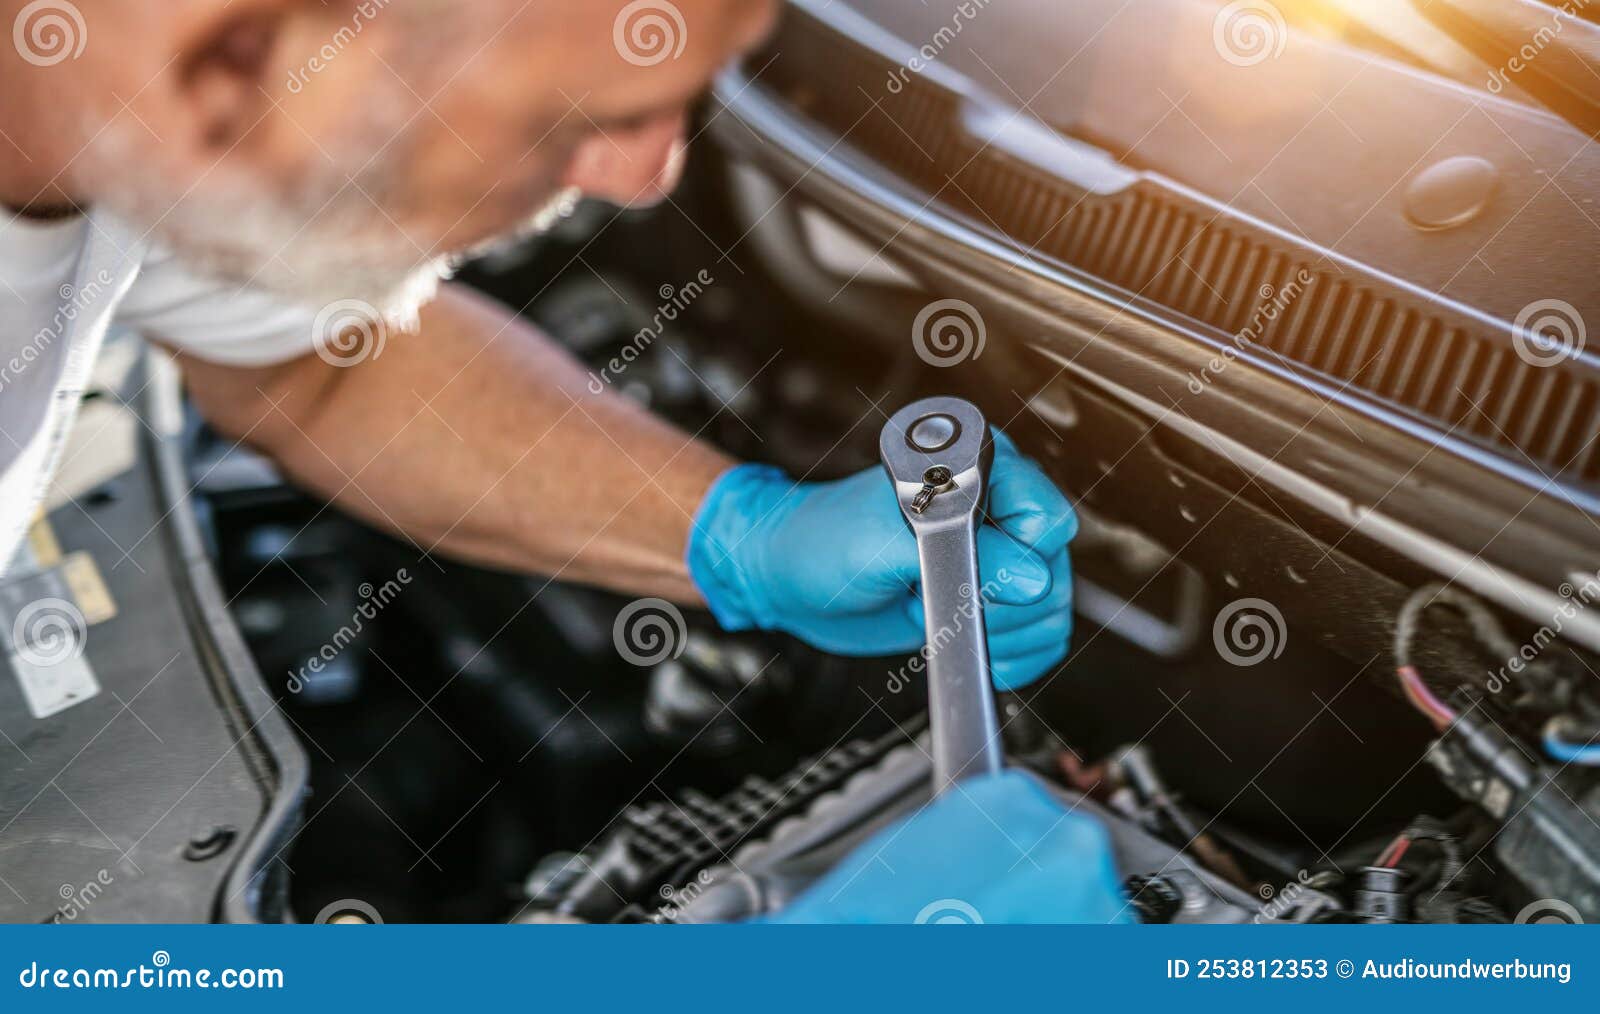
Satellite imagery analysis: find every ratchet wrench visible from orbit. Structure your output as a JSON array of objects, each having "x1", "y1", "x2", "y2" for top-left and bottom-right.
[{"x1": 880, "y1": 396, "x2": 1003, "y2": 794}]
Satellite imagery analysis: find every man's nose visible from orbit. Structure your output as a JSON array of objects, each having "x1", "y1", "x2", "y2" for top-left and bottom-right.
[{"x1": 733, "y1": 0, "x2": 782, "y2": 54}]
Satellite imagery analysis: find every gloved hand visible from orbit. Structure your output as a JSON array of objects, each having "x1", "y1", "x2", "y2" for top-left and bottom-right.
[
  {"x1": 687, "y1": 432, "x2": 1076, "y2": 690},
  {"x1": 768, "y1": 770, "x2": 1130, "y2": 924}
]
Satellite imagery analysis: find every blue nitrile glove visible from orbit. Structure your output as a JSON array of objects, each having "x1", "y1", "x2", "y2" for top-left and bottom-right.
[
  {"x1": 687, "y1": 432, "x2": 1077, "y2": 690},
  {"x1": 768, "y1": 770, "x2": 1130, "y2": 924}
]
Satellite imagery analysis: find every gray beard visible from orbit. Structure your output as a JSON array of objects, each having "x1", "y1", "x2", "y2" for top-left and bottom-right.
[{"x1": 78, "y1": 122, "x2": 580, "y2": 332}]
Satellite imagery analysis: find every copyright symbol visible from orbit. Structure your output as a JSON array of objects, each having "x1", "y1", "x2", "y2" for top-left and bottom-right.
[{"x1": 1336, "y1": 959, "x2": 1354, "y2": 979}]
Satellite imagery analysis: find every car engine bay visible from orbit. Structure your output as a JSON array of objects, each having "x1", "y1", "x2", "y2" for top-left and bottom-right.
[
  {"x1": 4, "y1": 0, "x2": 1599, "y2": 928},
  {"x1": 190, "y1": 110, "x2": 1600, "y2": 923}
]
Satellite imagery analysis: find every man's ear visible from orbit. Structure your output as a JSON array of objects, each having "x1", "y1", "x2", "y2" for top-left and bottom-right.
[{"x1": 174, "y1": 2, "x2": 294, "y2": 151}]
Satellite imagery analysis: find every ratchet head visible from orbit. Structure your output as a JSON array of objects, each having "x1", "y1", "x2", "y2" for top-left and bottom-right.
[{"x1": 880, "y1": 397, "x2": 993, "y2": 526}]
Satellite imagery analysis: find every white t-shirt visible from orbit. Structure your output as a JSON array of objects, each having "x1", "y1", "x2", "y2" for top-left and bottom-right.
[{"x1": 0, "y1": 210, "x2": 320, "y2": 573}]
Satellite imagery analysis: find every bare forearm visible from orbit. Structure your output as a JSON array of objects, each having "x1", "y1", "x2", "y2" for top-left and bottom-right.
[{"x1": 180, "y1": 283, "x2": 735, "y2": 602}]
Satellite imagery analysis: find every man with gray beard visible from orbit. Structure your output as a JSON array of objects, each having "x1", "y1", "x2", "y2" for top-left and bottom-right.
[{"x1": 0, "y1": 0, "x2": 1122, "y2": 922}]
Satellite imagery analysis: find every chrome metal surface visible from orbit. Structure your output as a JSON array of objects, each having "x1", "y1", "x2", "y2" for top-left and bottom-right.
[{"x1": 880, "y1": 397, "x2": 1002, "y2": 793}]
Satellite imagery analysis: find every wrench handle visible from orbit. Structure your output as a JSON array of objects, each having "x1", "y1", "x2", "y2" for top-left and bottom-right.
[{"x1": 915, "y1": 519, "x2": 1004, "y2": 794}]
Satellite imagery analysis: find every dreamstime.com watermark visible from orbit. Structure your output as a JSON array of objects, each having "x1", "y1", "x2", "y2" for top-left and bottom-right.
[
  {"x1": 911, "y1": 298, "x2": 987, "y2": 369},
  {"x1": 1516, "y1": 898, "x2": 1584, "y2": 925},
  {"x1": 886, "y1": 571, "x2": 1012, "y2": 694},
  {"x1": 10, "y1": 597, "x2": 88, "y2": 669},
  {"x1": 650, "y1": 869, "x2": 715, "y2": 923},
  {"x1": 18, "y1": 953, "x2": 284, "y2": 991},
  {"x1": 1512, "y1": 298, "x2": 1586, "y2": 369},
  {"x1": 1212, "y1": 597, "x2": 1288, "y2": 668},
  {"x1": 12, "y1": 0, "x2": 86, "y2": 67},
  {"x1": 1213, "y1": 0, "x2": 1287, "y2": 67},
  {"x1": 586, "y1": 270, "x2": 715, "y2": 392},
  {"x1": 313, "y1": 299, "x2": 389, "y2": 368},
  {"x1": 613, "y1": 597, "x2": 688, "y2": 667},
  {"x1": 1486, "y1": 0, "x2": 1596, "y2": 96},
  {"x1": 883, "y1": 0, "x2": 994, "y2": 95},
  {"x1": 613, "y1": 1, "x2": 687, "y2": 67},
  {"x1": 0, "y1": 270, "x2": 116, "y2": 396},
  {"x1": 915, "y1": 898, "x2": 984, "y2": 924},
  {"x1": 1487, "y1": 571, "x2": 1600, "y2": 694},
  {"x1": 313, "y1": 898, "x2": 384, "y2": 924},
  {"x1": 288, "y1": 569, "x2": 412, "y2": 693},
  {"x1": 284, "y1": 0, "x2": 392, "y2": 94},
  {"x1": 1186, "y1": 269, "x2": 1314, "y2": 394},
  {"x1": 1252, "y1": 868, "x2": 1343, "y2": 923},
  {"x1": 52, "y1": 869, "x2": 113, "y2": 924}
]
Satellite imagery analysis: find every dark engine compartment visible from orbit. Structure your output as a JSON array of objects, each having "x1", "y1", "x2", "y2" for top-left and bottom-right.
[
  {"x1": 188, "y1": 169, "x2": 1567, "y2": 926},
  {"x1": 181, "y1": 0, "x2": 1600, "y2": 925}
]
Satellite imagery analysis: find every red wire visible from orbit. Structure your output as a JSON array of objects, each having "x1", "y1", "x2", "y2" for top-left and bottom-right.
[
  {"x1": 1374, "y1": 834, "x2": 1405, "y2": 867},
  {"x1": 1397, "y1": 665, "x2": 1454, "y2": 729},
  {"x1": 1383, "y1": 837, "x2": 1413, "y2": 868}
]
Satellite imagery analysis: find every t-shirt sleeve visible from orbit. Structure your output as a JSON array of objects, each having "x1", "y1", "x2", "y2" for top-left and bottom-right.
[{"x1": 112, "y1": 243, "x2": 320, "y2": 367}]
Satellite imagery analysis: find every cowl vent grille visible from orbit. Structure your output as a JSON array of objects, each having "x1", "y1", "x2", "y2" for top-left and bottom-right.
[{"x1": 748, "y1": 9, "x2": 1600, "y2": 489}]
